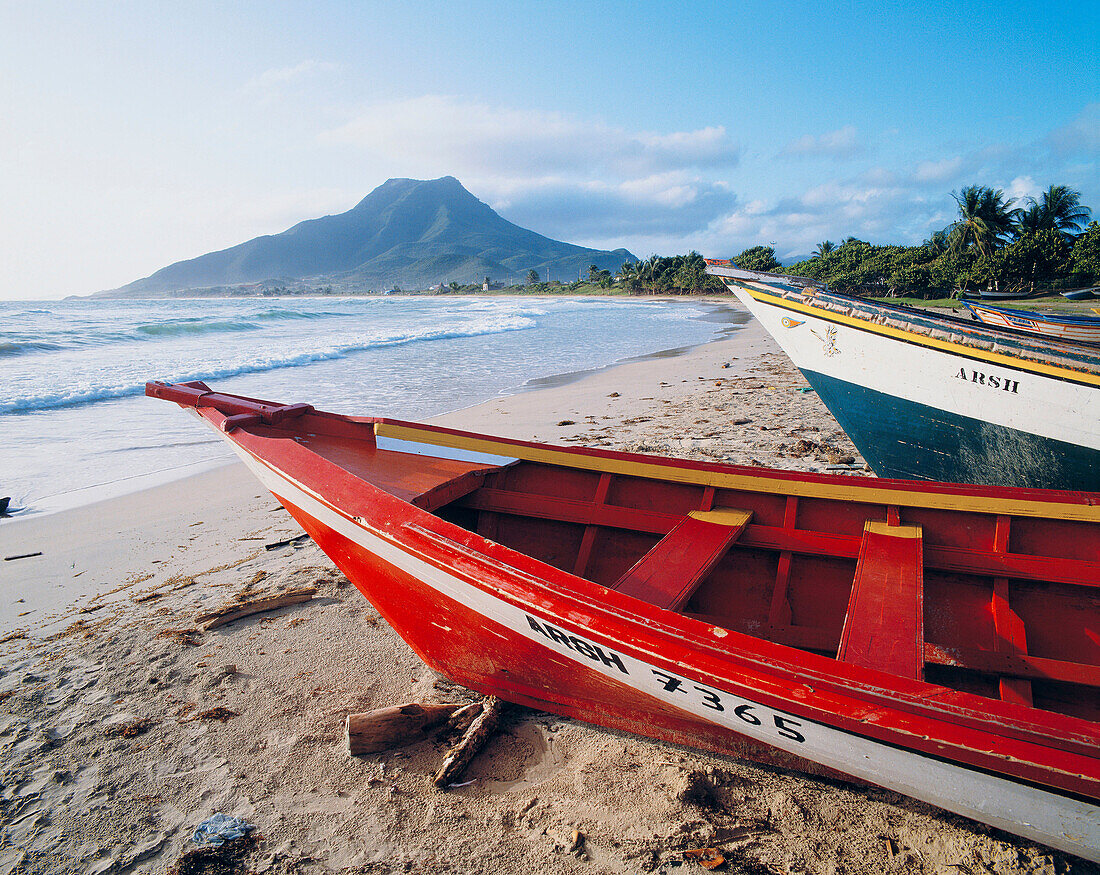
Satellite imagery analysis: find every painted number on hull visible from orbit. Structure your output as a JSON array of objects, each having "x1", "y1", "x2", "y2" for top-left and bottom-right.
[
  {"x1": 526, "y1": 614, "x2": 806, "y2": 746},
  {"x1": 955, "y1": 368, "x2": 1019, "y2": 394},
  {"x1": 651, "y1": 670, "x2": 806, "y2": 743}
]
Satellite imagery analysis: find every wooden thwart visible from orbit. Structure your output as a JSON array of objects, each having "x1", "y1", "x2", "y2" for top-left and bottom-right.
[
  {"x1": 457, "y1": 487, "x2": 1099, "y2": 588},
  {"x1": 837, "y1": 522, "x2": 924, "y2": 680},
  {"x1": 990, "y1": 515, "x2": 1034, "y2": 707},
  {"x1": 612, "y1": 508, "x2": 753, "y2": 610}
]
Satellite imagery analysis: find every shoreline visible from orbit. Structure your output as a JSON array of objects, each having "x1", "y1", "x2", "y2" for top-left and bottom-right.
[
  {"x1": 2, "y1": 320, "x2": 1063, "y2": 874},
  {"x1": 1, "y1": 297, "x2": 741, "y2": 521},
  {"x1": 0, "y1": 318, "x2": 773, "y2": 633}
]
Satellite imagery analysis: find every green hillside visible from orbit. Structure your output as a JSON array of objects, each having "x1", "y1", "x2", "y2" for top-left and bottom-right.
[{"x1": 100, "y1": 177, "x2": 634, "y2": 296}]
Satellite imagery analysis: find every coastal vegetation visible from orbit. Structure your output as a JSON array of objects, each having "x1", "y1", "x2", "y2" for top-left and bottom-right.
[
  {"x1": 603, "y1": 184, "x2": 1095, "y2": 299},
  {"x1": 723, "y1": 184, "x2": 1096, "y2": 299}
]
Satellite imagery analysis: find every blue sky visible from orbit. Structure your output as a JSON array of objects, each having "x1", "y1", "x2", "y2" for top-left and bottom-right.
[{"x1": 2, "y1": 0, "x2": 1097, "y2": 298}]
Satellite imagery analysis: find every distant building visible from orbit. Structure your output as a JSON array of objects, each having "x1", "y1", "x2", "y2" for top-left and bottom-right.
[{"x1": 481, "y1": 277, "x2": 505, "y2": 291}]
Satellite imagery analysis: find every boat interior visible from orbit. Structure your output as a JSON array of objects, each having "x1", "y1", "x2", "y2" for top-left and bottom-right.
[
  {"x1": 143, "y1": 380, "x2": 1098, "y2": 730},
  {"x1": 293, "y1": 414, "x2": 1100, "y2": 727}
]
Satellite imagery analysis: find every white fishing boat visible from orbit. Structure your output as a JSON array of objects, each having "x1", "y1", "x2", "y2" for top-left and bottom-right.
[{"x1": 705, "y1": 263, "x2": 1100, "y2": 491}]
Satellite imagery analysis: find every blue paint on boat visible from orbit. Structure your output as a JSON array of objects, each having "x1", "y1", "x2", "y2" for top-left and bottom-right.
[{"x1": 801, "y1": 369, "x2": 1100, "y2": 491}]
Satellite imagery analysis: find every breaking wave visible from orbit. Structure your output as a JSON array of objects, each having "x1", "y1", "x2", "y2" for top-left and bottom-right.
[
  {"x1": 0, "y1": 340, "x2": 65, "y2": 358},
  {"x1": 0, "y1": 317, "x2": 535, "y2": 415},
  {"x1": 135, "y1": 319, "x2": 262, "y2": 338}
]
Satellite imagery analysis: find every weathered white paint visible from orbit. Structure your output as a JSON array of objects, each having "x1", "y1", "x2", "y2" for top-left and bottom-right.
[{"x1": 728, "y1": 284, "x2": 1100, "y2": 453}]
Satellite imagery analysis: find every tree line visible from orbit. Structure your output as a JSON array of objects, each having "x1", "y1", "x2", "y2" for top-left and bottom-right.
[{"x1": 612, "y1": 185, "x2": 1097, "y2": 298}]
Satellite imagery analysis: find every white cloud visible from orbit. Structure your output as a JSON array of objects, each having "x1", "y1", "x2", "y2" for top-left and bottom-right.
[
  {"x1": 1006, "y1": 175, "x2": 1039, "y2": 202},
  {"x1": 322, "y1": 95, "x2": 740, "y2": 178},
  {"x1": 1047, "y1": 102, "x2": 1100, "y2": 154},
  {"x1": 317, "y1": 96, "x2": 742, "y2": 246},
  {"x1": 241, "y1": 60, "x2": 336, "y2": 100},
  {"x1": 781, "y1": 126, "x2": 861, "y2": 159},
  {"x1": 686, "y1": 173, "x2": 947, "y2": 261},
  {"x1": 475, "y1": 172, "x2": 738, "y2": 244},
  {"x1": 913, "y1": 156, "x2": 964, "y2": 184}
]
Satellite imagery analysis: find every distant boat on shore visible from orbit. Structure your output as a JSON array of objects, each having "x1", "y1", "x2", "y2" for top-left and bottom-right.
[
  {"x1": 149, "y1": 379, "x2": 1100, "y2": 861},
  {"x1": 705, "y1": 262, "x2": 1100, "y2": 491},
  {"x1": 1062, "y1": 288, "x2": 1098, "y2": 301},
  {"x1": 957, "y1": 288, "x2": 1047, "y2": 301},
  {"x1": 963, "y1": 301, "x2": 1100, "y2": 345}
]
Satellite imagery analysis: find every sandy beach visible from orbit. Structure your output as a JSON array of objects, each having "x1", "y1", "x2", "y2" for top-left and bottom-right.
[{"x1": 0, "y1": 317, "x2": 1082, "y2": 875}]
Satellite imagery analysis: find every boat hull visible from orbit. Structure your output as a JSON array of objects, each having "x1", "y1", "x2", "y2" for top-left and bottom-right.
[
  {"x1": 231, "y1": 446, "x2": 1100, "y2": 861},
  {"x1": 715, "y1": 279, "x2": 1100, "y2": 491},
  {"x1": 964, "y1": 302, "x2": 1100, "y2": 344},
  {"x1": 804, "y1": 367, "x2": 1099, "y2": 486}
]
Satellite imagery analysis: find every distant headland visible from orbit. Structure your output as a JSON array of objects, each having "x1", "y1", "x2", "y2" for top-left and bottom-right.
[{"x1": 93, "y1": 177, "x2": 634, "y2": 299}]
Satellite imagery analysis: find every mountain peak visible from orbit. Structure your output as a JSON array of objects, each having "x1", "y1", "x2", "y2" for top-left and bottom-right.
[
  {"x1": 353, "y1": 175, "x2": 467, "y2": 210},
  {"x1": 101, "y1": 177, "x2": 635, "y2": 296}
]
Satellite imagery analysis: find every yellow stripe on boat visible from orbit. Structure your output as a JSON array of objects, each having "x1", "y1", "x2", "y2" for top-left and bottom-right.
[
  {"x1": 375, "y1": 422, "x2": 1100, "y2": 523},
  {"x1": 737, "y1": 283, "x2": 1100, "y2": 388}
]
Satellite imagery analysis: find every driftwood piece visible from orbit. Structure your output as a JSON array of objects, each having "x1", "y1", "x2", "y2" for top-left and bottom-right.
[
  {"x1": 264, "y1": 533, "x2": 310, "y2": 551},
  {"x1": 195, "y1": 586, "x2": 317, "y2": 631},
  {"x1": 444, "y1": 702, "x2": 482, "y2": 736},
  {"x1": 433, "y1": 696, "x2": 507, "y2": 788},
  {"x1": 345, "y1": 703, "x2": 462, "y2": 755},
  {"x1": 4, "y1": 552, "x2": 42, "y2": 562}
]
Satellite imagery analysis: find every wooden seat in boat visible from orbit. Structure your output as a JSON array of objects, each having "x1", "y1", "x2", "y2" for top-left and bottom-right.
[
  {"x1": 837, "y1": 521, "x2": 924, "y2": 680},
  {"x1": 611, "y1": 508, "x2": 753, "y2": 611},
  {"x1": 316, "y1": 439, "x2": 505, "y2": 512}
]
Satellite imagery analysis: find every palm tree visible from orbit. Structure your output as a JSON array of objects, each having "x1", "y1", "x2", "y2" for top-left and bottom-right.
[
  {"x1": 949, "y1": 185, "x2": 1017, "y2": 258},
  {"x1": 812, "y1": 240, "x2": 835, "y2": 259},
  {"x1": 1021, "y1": 185, "x2": 1091, "y2": 243},
  {"x1": 638, "y1": 255, "x2": 660, "y2": 291},
  {"x1": 923, "y1": 227, "x2": 952, "y2": 255},
  {"x1": 1015, "y1": 202, "x2": 1045, "y2": 236}
]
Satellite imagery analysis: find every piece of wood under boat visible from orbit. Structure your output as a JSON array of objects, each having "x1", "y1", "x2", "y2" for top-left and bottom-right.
[
  {"x1": 147, "y1": 380, "x2": 1100, "y2": 861},
  {"x1": 705, "y1": 262, "x2": 1100, "y2": 492},
  {"x1": 963, "y1": 301, "x2": 1100, "y2": 345}
]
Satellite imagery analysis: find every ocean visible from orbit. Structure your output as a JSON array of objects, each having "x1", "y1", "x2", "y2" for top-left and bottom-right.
[{"x1": 1, "y1": 295, "x2": 744, "y2": 515}]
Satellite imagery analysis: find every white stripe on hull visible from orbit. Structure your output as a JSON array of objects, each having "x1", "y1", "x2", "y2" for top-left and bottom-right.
[
  {"x1": 216, "y1": 428, "x2": 1099, "y2": 861},
  {"x1": 729, "y1": 287, "x2": 1100, "y2": 452}
]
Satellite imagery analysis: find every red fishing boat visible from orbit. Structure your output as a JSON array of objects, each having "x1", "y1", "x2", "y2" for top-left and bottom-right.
[{"x1": 147, "y1": 380, "x2": 1100, "y2": 861}]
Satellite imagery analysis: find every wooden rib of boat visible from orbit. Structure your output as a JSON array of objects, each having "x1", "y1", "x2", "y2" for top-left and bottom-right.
[
  {"x1": 963, "y1": 301, "x2": 1100, "y2": 345},
  {"x1": 147, "y1": 379, "x2": 1099, "y2": 861},
  {"x1": 705, "y1": 262, "x2": 1100, "y2": 491}
]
